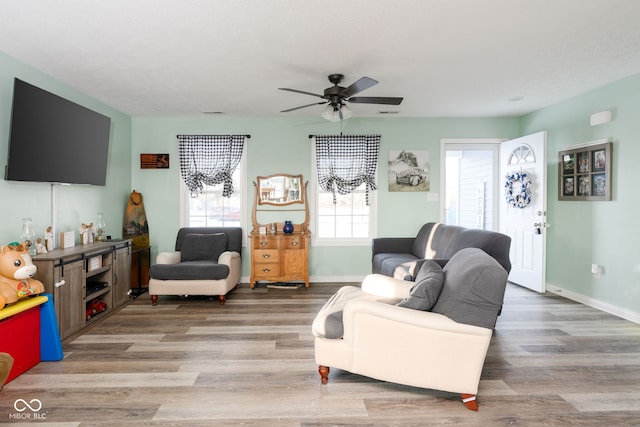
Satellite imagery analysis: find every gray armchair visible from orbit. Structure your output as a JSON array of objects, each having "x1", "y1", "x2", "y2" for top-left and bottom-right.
[{"x1": 149, "y1": 227, "x2": 242, "y2": 306}]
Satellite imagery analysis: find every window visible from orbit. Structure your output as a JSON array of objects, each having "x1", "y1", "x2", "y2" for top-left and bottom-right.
[
  {"x1": 181, "y1": 148, "x2": 246, "y2": 227},
  {"x1": 317, "y1": 183, "x2": 373, "y2": 239},
  {"x1": 312, "y1": 140, "x2": 377, "y2": 246}
]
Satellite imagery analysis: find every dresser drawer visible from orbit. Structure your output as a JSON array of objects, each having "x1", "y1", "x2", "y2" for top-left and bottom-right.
[
  {"x1": 280, "y1": 236, "x2": 306, "y2": 249},
  {"x1": 253, "y1": 237, "x2": 277, "y2": 249},
  {"x1": 254, "y1": 249, "x2": 279, "y2": 263},
  {"x1": 254, "y1": 262, "x2": 280, "y2": 277}
]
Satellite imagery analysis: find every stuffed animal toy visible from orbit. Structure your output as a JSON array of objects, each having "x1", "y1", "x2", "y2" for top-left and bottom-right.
[{"x1": 0, "y1": 243, "x2": 45, "y2": 310}]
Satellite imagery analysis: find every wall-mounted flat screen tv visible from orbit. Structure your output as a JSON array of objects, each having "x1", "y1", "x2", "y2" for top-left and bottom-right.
[{"x1": 5, "y1": 78, "x2": 112, "y2": 186}]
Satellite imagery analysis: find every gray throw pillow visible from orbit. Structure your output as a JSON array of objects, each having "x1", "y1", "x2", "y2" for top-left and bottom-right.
[
  {"x1": 180, "y1": 233, "x2": 228, "y2": 262},
  {"x1": 396, "y1": 260, "x2": 444, "y2": 311}
]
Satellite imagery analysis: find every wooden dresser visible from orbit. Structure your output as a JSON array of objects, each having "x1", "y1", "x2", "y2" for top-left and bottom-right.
[
  {"x1": 250, "y1": 174, "x2": 310, "y2": 289},
  {"x1": 250, "y1": 231, "x2": 309, "y2": 288}
]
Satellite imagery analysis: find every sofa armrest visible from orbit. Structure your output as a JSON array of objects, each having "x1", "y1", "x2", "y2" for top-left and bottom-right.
[
  {"x1": 218, "y1": 251, "x2": 241, "y2": 266},
  {"x1": 371, "y1": 237, "x2": 415, "y2": 256},
  {"x1": 361, "y1": 274, "x2": 413, "y2": 300},
  {"x1": 156, "y1": 251, "x2": 181, "y2": 265}
]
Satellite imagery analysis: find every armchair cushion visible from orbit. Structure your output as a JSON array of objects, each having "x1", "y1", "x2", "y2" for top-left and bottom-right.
[
  {"x1": 396, "y1": 260, "x2": 444, "y2": 311},
  {"x1": 431, "y1": 248, "x2": 508, "y2": 329},
  {"x1": 149, "y1": 261, "x2": 230, "y2": 281},
  {"x1": 372, "y1": 253, "x2": 419, "y2": 279},
  {"x1": 180, "y1": 233, "x2": 228, "y2": 262}
]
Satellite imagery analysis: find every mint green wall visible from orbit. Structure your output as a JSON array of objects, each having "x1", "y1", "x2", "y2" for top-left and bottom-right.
[
  {"x1": 521, "y1": 73, "x2": 640, "y2": 315},
  {"x1": 0, "y1": 52, "x2": 132, "y2": 246},
  {"x1": 131, "y1": 116, "x2": 519, "y2": 278},
  {"x1": 4, "y1": 45, "x2": 638, "y2": 317}
]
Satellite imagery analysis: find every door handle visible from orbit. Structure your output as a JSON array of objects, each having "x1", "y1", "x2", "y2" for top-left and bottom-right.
[
  {"x1": 533, "y1": 222, "x2": 550, "y2": 235},
  {"x1": 55, "y1": 280, "x2": 66, "y2": 288}
]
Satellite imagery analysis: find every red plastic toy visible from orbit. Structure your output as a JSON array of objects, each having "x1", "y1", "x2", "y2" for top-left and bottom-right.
[{"x1": 86, "y1": 298, "x2": 107, "y2": 320}]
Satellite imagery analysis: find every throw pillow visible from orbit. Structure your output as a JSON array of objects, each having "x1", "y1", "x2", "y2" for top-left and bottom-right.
[
  {"x1": 396, "y1": 260, "x2": 444, "y2": 311},
  {"x1": 180, "y1": 233, "x2": 228, "y2": 262}
]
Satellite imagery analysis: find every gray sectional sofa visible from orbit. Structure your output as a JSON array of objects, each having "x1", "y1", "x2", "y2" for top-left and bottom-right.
[{"x1": 372, "y1": 222, "x2": 512, "y2": 279}]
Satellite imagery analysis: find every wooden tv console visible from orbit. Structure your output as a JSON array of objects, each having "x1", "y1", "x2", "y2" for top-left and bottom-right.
[{"x1": 32, "y1": 240, "x2": 131, "y2": 340}]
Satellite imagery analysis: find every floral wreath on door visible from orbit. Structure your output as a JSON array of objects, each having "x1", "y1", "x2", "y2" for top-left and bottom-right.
[{"x1": 504, "y1": 171, "x2": 533, "y2": 208}]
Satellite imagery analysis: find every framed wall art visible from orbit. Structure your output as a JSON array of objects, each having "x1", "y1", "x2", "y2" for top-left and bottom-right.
[
  {"x1": 388, "y1": 150, "x2": 430, "y2": 192},
  {"x1": 558, "y1": 141, "x2": 611, "y2": 201},
  {"x1": 140, "y1": 153, "x2": 170, "y2": 169}
]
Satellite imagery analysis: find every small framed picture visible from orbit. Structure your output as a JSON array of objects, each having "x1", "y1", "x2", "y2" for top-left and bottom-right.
[
  {"x1": 562, "y1": 153, "x2": 575, "y2": 175},
  {"x1": 592, "y1": 149, "x2": 606, "y2": 172},
  {"x1": 577, "y1": 151, "x2": 590, "y2": 173},
  {"x1": 592, "y1": 174, "x2": 606, "y2": 196},
  {"x1": 140, "y1": 153, "x2": 170, "y2": 169},
  {"x1": 562, "y1": 177, "x2": 574, "y2": 196},
  {"x1": 577, "y1": 175, "x2": 590, "y2": 196}
]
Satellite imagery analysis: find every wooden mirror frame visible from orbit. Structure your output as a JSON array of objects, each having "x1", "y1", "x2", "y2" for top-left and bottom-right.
[
  {"x1": 256, "y1": 173, "x2": 304, "y2": 206},
  {"x1": 251, "y1": 175, "x2": 309, "y2": 234}
]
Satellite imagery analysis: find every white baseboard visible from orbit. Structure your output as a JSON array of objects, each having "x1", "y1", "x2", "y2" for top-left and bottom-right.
[{"x1": 547, "y1": 285, "x2": 640, "y2": 324}]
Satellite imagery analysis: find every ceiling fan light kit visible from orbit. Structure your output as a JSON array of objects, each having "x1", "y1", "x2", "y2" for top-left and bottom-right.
[
  {"x1": 280, "y1": 73, "x2": 403, "y2": 121},
  {"x1": 321, "y1": 103, "x2": 353, "y2": 122}
]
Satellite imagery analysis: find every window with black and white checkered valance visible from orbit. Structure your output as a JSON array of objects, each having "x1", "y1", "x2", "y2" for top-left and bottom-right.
[
  {"x1": 314, "y1": 135, "x2": 380, "y2": 205},
  {"x1": 177, "y1": 135, "x2": 245, "y2": 197}
]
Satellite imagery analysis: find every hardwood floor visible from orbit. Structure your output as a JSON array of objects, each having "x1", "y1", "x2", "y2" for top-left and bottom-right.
[{"x1": 2, "y1": 282, "x2": 640, "y2": 426}]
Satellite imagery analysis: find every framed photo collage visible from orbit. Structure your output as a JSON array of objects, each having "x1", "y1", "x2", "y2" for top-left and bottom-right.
[{"x1": 559, "y1": 141, "x2": 611, "y2": 201}]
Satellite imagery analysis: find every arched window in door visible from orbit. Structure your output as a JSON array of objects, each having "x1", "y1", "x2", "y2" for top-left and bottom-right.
[{"x1": 507, "y1": 144, "x2": 535, "y2": 165}]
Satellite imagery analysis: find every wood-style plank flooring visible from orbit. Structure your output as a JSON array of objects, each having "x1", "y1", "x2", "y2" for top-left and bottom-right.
[{"x1": 2, "y1": 282, "x2": 640, "y2": 426}]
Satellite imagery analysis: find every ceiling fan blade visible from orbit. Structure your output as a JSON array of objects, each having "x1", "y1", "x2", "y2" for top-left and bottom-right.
[
  {"x1": 279, "y1": 87, "x2": 325, "y2": 98},
  {"x1": 340, "y1": 77, "x2": 378, "y2": 97},
  {"x1": 280, "y1": 101, "x2": 327, "y2": 113},
  {"x1": 348, "y1": 96, "x2": 403, "y2": 105}
]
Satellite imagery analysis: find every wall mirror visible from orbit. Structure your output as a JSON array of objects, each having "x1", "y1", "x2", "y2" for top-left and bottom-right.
[{"x1": 257, "y1": 174, "x2": 304, "y2": 206}]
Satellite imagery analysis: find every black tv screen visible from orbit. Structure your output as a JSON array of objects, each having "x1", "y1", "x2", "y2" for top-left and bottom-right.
[{"x1": 5, "y1": 78, "x2": 111, "y2": 185}]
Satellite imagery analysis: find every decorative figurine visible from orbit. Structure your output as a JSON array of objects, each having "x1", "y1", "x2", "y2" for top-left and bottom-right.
[
  {"x1": 35, "y1": 238, "x2": 47, "y2": 254},
  {"x1": 45, "y1": 226, "x2": 54, "y2": 251}
]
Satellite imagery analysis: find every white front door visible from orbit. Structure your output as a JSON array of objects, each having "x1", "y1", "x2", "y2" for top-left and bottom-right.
[{"x1": 499, "y1": 131, "x2": 547, "y2": 293}]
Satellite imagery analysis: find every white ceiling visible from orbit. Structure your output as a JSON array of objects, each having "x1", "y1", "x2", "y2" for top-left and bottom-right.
[{"x1": 1, "y1": 0, "x2": 640, "y2": 118}]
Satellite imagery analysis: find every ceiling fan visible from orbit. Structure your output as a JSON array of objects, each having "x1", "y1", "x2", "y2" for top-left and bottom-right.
[{"x1": 279, "y1": 73, "x2": 403, "y2": 121}]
